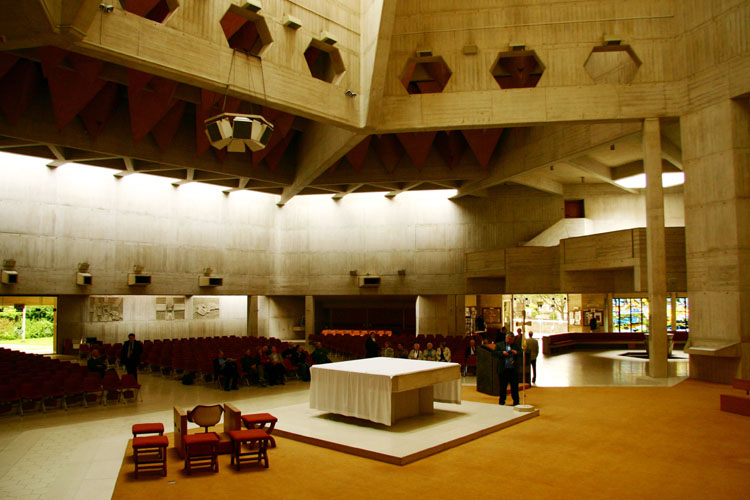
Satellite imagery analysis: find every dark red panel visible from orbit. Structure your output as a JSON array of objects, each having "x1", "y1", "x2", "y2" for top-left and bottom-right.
[
  {"x1": 122, "y1": 0, "x2": 161, "y2": 17},
  {"x1": 304, "y1": 46, "x2": 321, "y2": 68},
  {"x1": 220, "y1": 11, "x2": 247, "y2": 40},
  {"x1": 0, "y1": 53, "x2": 19, "y2": 79},
  {"x1": 79, "y1": 82, "x2": 120, "y2": 141},
  {"x1": 345, "y1": 136, "x2": 372, "y2": 172},
  {"x1": 263, "y1": 133, "x2": 292, "y2": 171},
  {"x1": 0, "y1": 60, "x2": 41, "y2": 125},
  {"x1": 44, "y1": 57, "x2": 106, "y2": 130},
  {"x1": 396, "y1": 131, "x2": 436, "y2": 170},
  {"x1": 151, "y1": 99, "x2": 186, "y2": 151},
  {"x1": 373, "y1": 134, "x2": 404, "y2": 172},
  {"x1": 228, "y1": 21, "x2": 259, "y2": 53},
  {"x1": 462, "y1": 128, "x2": 503, "y2": 168},
  {"x1": 128, "y1": 70, "x2": 178, "y2": 142},
  {"x1": 435, "y1": 131, "x2": 467, "y2": 169},
  {"x1": 496, "y1": 55, "x2": 542, "y2": 89}
]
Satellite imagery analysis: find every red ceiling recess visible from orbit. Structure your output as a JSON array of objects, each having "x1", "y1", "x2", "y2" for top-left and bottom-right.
[
  {"x1": 396, "y1": 131, "x2": 436, "y2": 170},
  {"x1": 127, "y1": 69, "x2": 179, "y2": 142},
  {"x1": 373, "y1": 134, "x2": 404, "y2": 172},
  {"x1": 434, "y1": 130, "x2": 467, "y2": 169},
  {"x1": 0, "y1": 52, "x2": 19, "y2": 79},
  {"x1": 220, "y1": 11, "x2": 260, "y2": 54},
  {"x1": 78, "y1": 82, "x2": 120, "y2": 140},
  {"x1": 494, "y1": 55, "x2": 543, "y2": 89},
  {"x1": 122, "y1": 0, "x2": 172, "y2": 23},
  {"x1": 345, "y1": 136, "x2": 372, "y2": 171},
  {"x1": 0, "y1": 59, "x2": 41, "y2": 125},
  {"x1": 151, "y1": 99, "x2": 186, "y2": 151},
  {"x1": 251, "y1": 112, "x2": 294, "y2": 167},
  {"x1": 462, "y1": 128, "x2": 503, "y2": 168},
  {"x1": 304, "y1": 46, "x2": 321, "y2": 69},
  {"x1": 39, "y1": 47, "x2": 106, "y2": 130},
  {"x1": 263, "y1": 133, "x2": 292, "y2": 171}
]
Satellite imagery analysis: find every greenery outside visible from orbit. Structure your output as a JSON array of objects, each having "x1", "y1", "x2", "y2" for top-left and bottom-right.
[{"x1": 0, "y1": 305, "x2": 55, "y2": 341}]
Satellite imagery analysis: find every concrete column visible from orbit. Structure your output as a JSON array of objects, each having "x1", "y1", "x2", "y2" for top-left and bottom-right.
[
  {"x1": 683, "y1": 98, "x2": 750, "y2": 382},
  {"x1": 56, "y1": 295, "x2": 87, "y2": 354},
  {"x1": 415, "y1": 295, "x2": 448, "y2": 336},
  {"x1": 606, "y1": 293, "x2": 614, "y2": 332},
  {"x1": 643, "y1": 118, "x2": 668, "y2": 377},
  {"x1": 305, "y1": 295, "x2": 315, "y2": 343},
  {"x1": 670, "y1": 292, "x2": 677, "y2": 333},
  {"x1": 247, "y1": 296, "x2": 258, "y2": 337}
]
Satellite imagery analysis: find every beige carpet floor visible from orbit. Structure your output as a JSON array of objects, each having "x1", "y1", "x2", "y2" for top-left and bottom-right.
[{"x1": 112, "y1": 380, "x2": 750, "y2": 500}]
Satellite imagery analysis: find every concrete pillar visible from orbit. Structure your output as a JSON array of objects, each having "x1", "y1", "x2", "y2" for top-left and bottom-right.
[
  {"x1": 670, "y1": 292, "x2": 677, "y2": 333},
  {"x1": 305, "y1": 295, "x2": 315, "y2": 343},
  {"x1": 643, "y1": 117, "x2": 668, "y2": 377},
  {"x1": 606, "y1": 293, "x2": 614, "y2": 332},
  {"x1": 247, "y1": 296, "x2": 258, "y2": 337},
  {"x1": 56, "y1": 295, "x2": 87, "y2": 354},
  {"x1": 415, "y1": 295, "x2": 448, "y2": 336},
  {"x1": 683, "y1": 98, "x2": 750, "y2": 382}
]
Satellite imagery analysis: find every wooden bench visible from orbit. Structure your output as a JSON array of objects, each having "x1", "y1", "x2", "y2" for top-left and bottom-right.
[{"x1": 720, "y1": 379, "x2": 750, "y2": 417}]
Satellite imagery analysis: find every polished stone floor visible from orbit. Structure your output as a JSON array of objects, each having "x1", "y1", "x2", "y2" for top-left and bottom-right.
[{"x1": 0, "y1": 348, "x2": 689, "y2": 500}]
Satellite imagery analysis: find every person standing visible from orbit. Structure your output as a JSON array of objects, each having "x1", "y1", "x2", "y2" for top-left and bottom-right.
[
  {"x1": 494, "y1": 332, "x2": 520, "y2": 406},
  {"x1": 365, "y1": 332, "x2": 379, "y2": 358},
  {"x1": 526, "y1": 331, "x2": 539, "y2": 384},
  {"x1": 120, "y1": 333, "x2": 143, "y2": 381}
]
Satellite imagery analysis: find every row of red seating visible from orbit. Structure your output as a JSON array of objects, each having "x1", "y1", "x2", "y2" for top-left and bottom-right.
[
  {"x1": 321, "y1": 329, "x2": 392, "y2": 336},
  {"x1": 0, "y1": 348, "x2": 141, "y2": 416}
]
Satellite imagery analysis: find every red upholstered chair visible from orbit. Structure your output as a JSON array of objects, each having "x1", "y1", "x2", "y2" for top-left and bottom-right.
[
  {"x1": 83, "y1": 375, "x2": 104, "y2": 406},
  {"x1": 42, "y1": 379, "x2": 67, "y2": 411},
  {"x1": 132, "y1": 435, "x2": 168, "y2": 478},
  {"x1": 121, "y1": 374, "x2": 142, "y2": 403},
  {"x1": 0, "y1": 384, "x2": 23, "y2": 416},
  {"x1": 282, "y1": 358, "x2": 299, "y2": 380},
  {"x1": 228, "y1": 429, "x2": 270, "y2": 470},
  {"x1": 241, "y1": 413, "x2": 278, "y2": 448},
  {"x1": 102, "y1": 371, "x2": 123, "y2": 405},
  {"x1": 20, "y1": 381, "x2": 46, "y2": 413},
  {"x1": 464, "y1": 354, "x2": 477, "y2": 376},
  {"x1": 183, "y1": 405, "x2": 224, "y2": 474}
]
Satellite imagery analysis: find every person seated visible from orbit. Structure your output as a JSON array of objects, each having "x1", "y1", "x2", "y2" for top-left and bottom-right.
[
  {"x1": 395, "y1": 343, "x2": 409, "y2": 358},
  {"x1": 213, "y1": 349, "x2": 239, "y2": 391},
  {"x1": 311, "y1": 342, "x2": 331, "y2": 364},
  {"x1": 267, "y1": 345, "x2": 286, "y2": 385},
  {"x1": 436, "y1": 342, "x2": 451, "y2": 362},
  {"x1": 240, "y1": 348, "x2": 266, "y2": 387},
  {"x1": 87, "y1": 349, "x2": 107, "y2": 377},
  {"x1": 422, "y1": 342, "x2": 438, "y2": 361},
  {"x1": 408, "y1": 343, "x2": 421, "y2": 360},
  {"x1": 382, "y1": 341, "x2": 395, "y2": 357},
  {"x1": 289, "y1": 345, "x2": 311, "y2": 382},
  {"x1": 465, "y1": 338, "x2": 478, "y2": 357}
]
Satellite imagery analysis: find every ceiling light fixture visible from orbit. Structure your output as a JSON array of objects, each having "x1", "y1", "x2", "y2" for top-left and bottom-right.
[{"x1": 205, "y1": 50, "x2": 274, "y2": 153}]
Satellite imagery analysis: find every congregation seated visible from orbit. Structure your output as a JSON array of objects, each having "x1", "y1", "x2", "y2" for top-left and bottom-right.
[
  {"x1": 87, "y1": 349, "x2": 107, "y2": 377},
  {"x1": 266, "y1": 346, "x2": 286, "y2": 385},
  {"x1": 382, "y1": 341, "x2": 395, "y2": 357},
  {"x1": 465, "y1": 339, "x2": 478, "y2": 357},
  {"x1": 310, "y1": 342, "x2": 331, "y2": 364},
  {"x1": 213, "y1": 350, "x2": 239, "y2": 391},
  {"x1": 436, "y1": 342, "x2": 451, "y2": 362},
  {"x1": 422, "y1": 342, "x2": 438, "y2": 361},
  {"x1": 240, "y1": 348, "x2": 266, "y2": 387},
  {"x1": 284, "y1": 345, "x2": 311, "y2": 382},
  {"x1": 408, "y1": 343, "x2": 421, "y2": 360},
  {"x1": 395, "y1": 343, "x2": 408, "y2": 358}
]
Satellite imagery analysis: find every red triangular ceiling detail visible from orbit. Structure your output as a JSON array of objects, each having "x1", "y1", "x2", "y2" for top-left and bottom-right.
[
  {"x1": 462, "y1": 128, "x2": 503, "y2": 168},
  {"x1": 435, "y1": 131, "x2": 467, "y2": 169},
  {"x1": 0, "y1": 60, "x2": 41, "y2": 125},
  {"x1": 127, "y1": 69, "x2": 153, "y2": 95},
  {"x1": 128, "y1": 71, "x2": 178, "y2": 143},
  {"x1": 40, "y1": 48, "x2": 106, "y2": 130},
  {"x1": 201, "y1": 89, "x2": 223, "y2": 112},
  {"x1": 220, "y1": 11, "x2": 246, "y2": 40},
  {"x1": 373, "y1": 134, "x2": 404, "y2": 172},
  {"x1": 345, "y1": 136, "x2": 372, "y2": 172},
  {"x1": 79, "y1": 82, "x2": 119, "y2": 141},
  {"x1": 214, "y1": 148, "x2": 228, "y2": 163},
  {"x1": 264, "y1": 133, "x2": 292, "y2": 171},
  {"x1": 123, "y1": 0, "x2": 161, "y2": 17},
  {"x1": 0, "y1": 53, "x2": 19, "y2": 79},
  {"x1": 327, "y1": 158, "x2": 343, "y2": 175},
  {"x1": 396, "y1": 131, "x2": 436, "y2": 170},
  {"x1": 151, "y1": 100, "x2": 186, "y2": 151}
]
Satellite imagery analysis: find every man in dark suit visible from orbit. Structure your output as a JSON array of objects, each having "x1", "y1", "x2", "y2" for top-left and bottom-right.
[
  {"x1": 494, "y1": 332, "x2": 520, "y2": 406},
  {"x1": 365, "y1": 332, "x2": 379, "y2": 358},
  {"x1": 120, "y1": 333, "x2": 143, "y2": 380}
]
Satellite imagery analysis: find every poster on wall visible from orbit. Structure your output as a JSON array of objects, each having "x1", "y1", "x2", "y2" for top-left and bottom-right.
[
  {"x1": 193, "y1": 297, "x2": 220, "y2": 319},
  {"x1": 156, "y1": 296, "x2": 186, "y2": 320},
  {"x1": 482, "y1": 307, "x2": 502, "y2": 325},
  {"x1": 89, "y1": 297, "x2": 123, "y2": 322}
]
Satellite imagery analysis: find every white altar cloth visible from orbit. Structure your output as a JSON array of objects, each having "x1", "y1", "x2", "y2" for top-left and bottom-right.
[{"x1": 309, "y1": 357, "x2": 461, "y2": 426}]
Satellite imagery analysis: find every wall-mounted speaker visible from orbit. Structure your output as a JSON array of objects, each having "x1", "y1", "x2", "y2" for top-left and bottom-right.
[
  {"x1": 205, "y1": 118, "x2": 232, "y2": 149},
  {"x1": 358, "y1": 276, "x2": 381, "y2": 288},
  {"x1": 199, "y1": 276, "x2": 224, "y2": 287},
  {"x1": 76, "y1": 272, "x2": 92, "y2": 286},
  {"x1": 282, "y1": 13, "x2": 301, "y2": 30},
  {"x1": 242, "y1": 1, "x2": 262, "y2": 13},
  {"x1": 1, "y1": 270, "x2": 18, "y2": 284},
  {"x1": 128, "y1": 273, "x2": 151, "y2": 286}
]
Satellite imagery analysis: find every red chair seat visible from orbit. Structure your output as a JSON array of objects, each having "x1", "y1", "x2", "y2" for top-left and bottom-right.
[
  {"x1": 132, "y1": 435, "x2": 168, "y2": 478},
  {"x1": 228, "y1": 429, "x2": 270, "y2": 470},
  {"x1": 241, "y1": 413, "x2": 278, "y2": 448},
  {"x1": 183, "y1": 433, "x2": 219, "y2": 474},
  {"x1": 132, "y1": 423, "x2": 164, "y2": 437}
]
